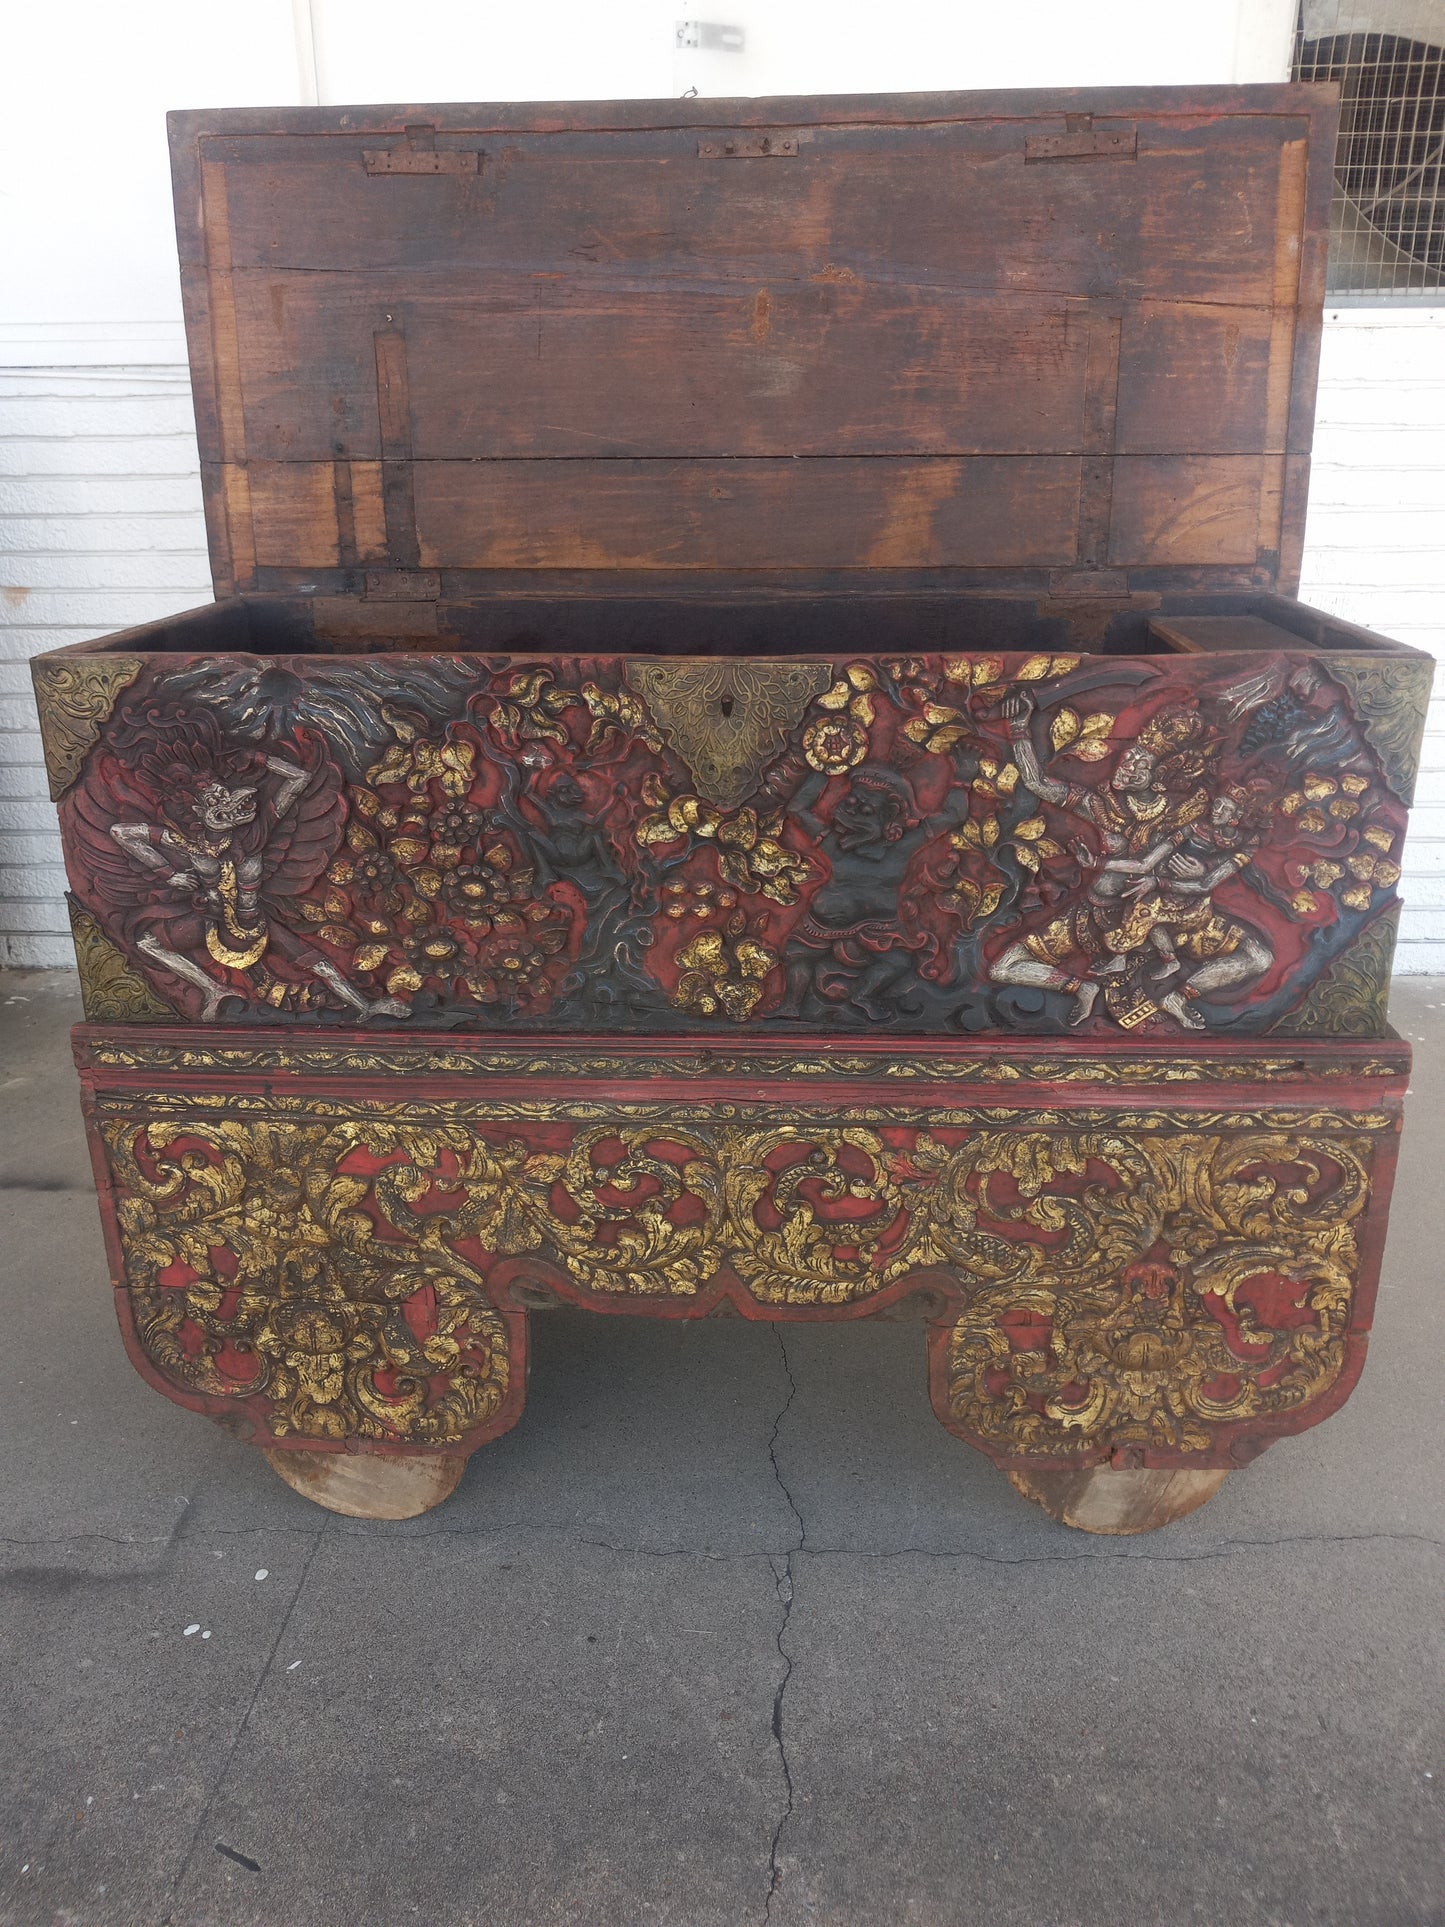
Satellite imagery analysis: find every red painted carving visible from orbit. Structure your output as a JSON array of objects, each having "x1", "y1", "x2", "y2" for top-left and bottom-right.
[{"x1": 59, "y1": 650, "x2": 1406, "y2": 1036}]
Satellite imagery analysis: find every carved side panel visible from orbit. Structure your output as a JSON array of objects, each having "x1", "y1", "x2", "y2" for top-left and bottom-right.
[{"x1": 51, "y1": 644, "x2": 1421, "y2": 1037}]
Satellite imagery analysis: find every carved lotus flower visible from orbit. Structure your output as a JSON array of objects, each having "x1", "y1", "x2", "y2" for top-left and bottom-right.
[{"x1": 803, "y1": 716, "x2": 868, "y2": 776}]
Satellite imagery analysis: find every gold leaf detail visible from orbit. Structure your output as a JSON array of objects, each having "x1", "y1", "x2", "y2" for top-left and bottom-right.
[
  {"x1": 627, "y1": 659, "x2": 832, "y2": 809},
  {"x1": 66, "y1": 896, "x2": 174, "y2": 1022},
  {"x1": 32, "y1": 656, "x2": 143, "y2": 799},
  {"x1": 97, "y1": 1111, "x2": 1374, "y2": 1466}
]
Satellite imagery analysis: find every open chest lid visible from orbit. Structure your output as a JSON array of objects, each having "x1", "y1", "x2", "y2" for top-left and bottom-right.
[{"x1": 170, "y1": 84, "x2": 1337, "y2": 605}]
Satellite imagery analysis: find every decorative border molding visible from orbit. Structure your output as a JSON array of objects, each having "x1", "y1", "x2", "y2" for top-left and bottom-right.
[{"x1": 81, "y1": 1036, "x2": 1406, "y2": 1084}]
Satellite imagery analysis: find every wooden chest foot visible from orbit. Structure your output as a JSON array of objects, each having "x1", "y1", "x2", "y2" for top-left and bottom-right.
[
  {"x1": 1006, "y1": 1465, "x2": 1229, "y2": 1535},
  {"x1": 261, "y1": 1447, "x2": 467, "y2": 1519}
]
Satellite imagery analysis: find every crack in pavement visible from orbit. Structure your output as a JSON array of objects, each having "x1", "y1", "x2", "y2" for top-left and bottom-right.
[
  {"x1": 2, "y1": 1522, "x2": 1441, "y2": 1565},
  {"x1": 162, "y1": 1513, "x2": 330, "y2": 1922},
  {"x1": 763, "y1": 1326, "x2": 804, "y2": 1926}
]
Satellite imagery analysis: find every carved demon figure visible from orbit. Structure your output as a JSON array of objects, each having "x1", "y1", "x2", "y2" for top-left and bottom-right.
[
  {"x1": 779, "y1": 761, "x2": 974, "y2": 1022},
  {"x1": 61, "y1": 701, "x2": 406, "y2": 1022}
]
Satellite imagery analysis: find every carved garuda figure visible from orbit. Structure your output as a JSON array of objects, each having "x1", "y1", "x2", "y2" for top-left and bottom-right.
[{"x1": 60, "y1": 698, "x2": 403, "y2": 1022}]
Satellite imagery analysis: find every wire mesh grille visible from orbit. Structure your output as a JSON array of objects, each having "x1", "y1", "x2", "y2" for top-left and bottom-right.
[{"x1": 1293, "y1": 8, "x2": 1445, "y2": 296}]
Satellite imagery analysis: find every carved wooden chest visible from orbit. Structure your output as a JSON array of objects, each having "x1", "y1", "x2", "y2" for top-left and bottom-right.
[{"x1": 36, "y1": 86, "x2": 1430, "y2": 1531}]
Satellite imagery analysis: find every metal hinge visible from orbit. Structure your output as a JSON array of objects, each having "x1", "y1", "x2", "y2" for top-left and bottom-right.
[
  {"x1": 1026, "y1": 118, "x2": 1136, "y2": 165},
  {"x1": 364, "y1": 125, "x2": 480, "y2": 175},
  {"x1": 364, "y1": 571, "x2": 440, "y2": 600},
  {"x1": 698, "y1": 132, "x2": 798, "y2": 158}
]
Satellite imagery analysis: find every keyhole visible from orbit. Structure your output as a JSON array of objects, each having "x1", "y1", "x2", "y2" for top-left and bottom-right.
[{"x1": 720, "y1": 696, "x2": 734, "y2": 719}]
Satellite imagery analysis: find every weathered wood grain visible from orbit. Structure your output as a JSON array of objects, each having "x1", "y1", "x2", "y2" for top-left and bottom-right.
[
  {"x1": 1108, "y1": 455, "x2": 1264, "y2": 566},
  {"x1": 261, "y1": 1447, "x2": 466, "y2": 1518},
  {"x1": 169, "y1": 89, "x2": 1336, "y2": 589},
  {"x1": 1007, "y1": 1466, "x2": 1230, "y2": 1533}
]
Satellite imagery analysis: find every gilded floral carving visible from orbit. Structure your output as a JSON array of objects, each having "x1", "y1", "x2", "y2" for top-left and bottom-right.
[
  {"x1": 100, "y1": 1104, "x2": 1377, "y2": 1458},
  {"x1": 107, "y1": 1118, "x2": 511, "y2": 1445},
  {"x1": 943, "y1": 1130, "x2": 1370, "y2": 1457}
]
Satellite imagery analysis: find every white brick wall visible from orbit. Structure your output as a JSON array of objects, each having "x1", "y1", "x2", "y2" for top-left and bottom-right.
[
  {"x1": 1297, "y1": 308, "x2": 1445, "y2": 976},
  {"x1": 1, "y1": 307, "x2": 1443, "y2": 972},
  {"x1": 0, "y1": 358, "x2": 211, "y2": 964}
]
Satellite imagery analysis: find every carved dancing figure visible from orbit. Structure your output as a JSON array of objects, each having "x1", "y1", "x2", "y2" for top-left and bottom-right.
[
  {"x1": 778, "y1": 762, "x2": 973, "y2": 1022},
  {"x1": 988, "y1": 692, "x2": 1218, "y2": 1028},
  {"x1": 1132, "y1": 787, "x2": 1275, "y2": 1028},
  {"x1": 64, "y1": 707, "x2": 409, "y2": 1023}
]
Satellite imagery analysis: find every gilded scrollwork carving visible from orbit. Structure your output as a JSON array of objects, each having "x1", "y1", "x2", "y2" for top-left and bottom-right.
[
  {"x1": 100, "y1": 1104, "x2": 1378, "y2": 1459},
  {"x1": 106, "y1": 1118, "x2": 510, "y2": 1444},
  {"x1": 943, "y1": 1129, "x2": 1370, "y2": 1457},
  {"x1": 32, "y1": 655, "x2": 143, "y2": 799},
  {"x1": 68, "y1": 896, "x2": 176, "y2": 1022}
]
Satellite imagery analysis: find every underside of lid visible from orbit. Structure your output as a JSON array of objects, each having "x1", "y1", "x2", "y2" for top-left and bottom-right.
[{"x1": 169, "y1": 85, "x2": 1337, "y2": 600}]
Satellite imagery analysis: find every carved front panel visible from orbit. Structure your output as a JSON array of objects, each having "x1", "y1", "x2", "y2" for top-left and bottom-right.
[
  {"x1": 42, "y1": 645, "x2": 1427, "y2": 1037},
  {"x1": 85, "y1": 1056, "x2": 1399, "y2": 1467}
]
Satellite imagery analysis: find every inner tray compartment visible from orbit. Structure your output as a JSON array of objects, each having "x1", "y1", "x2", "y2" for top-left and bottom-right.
[{"x1": 63, "y1": 586, "x2": 1415, "y2": 661}]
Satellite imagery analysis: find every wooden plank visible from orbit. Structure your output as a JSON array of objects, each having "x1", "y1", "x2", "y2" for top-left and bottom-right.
[
  {"x1": 1259, "y1": 136, "x2": 1309, "y2": 572},
  {"x1": 332, "y1": 458, "x2": 358, "y2": 568},
  {"x1": 214, "y1": 116, "x2": 1289, "y2": 307},
  {"x1": 168, "y1": 86, "x2": 1339, "y2": 147},
  {"x1": 1114, "y1": 301, "x2": 1274, "y2": 454},
  {"x1": 403, "y1": 456, "x2": 1081, "y2": 570},
  {"x1": 1265, "y1": 140, "x2": 1309, "y2": 453},
  {"x1": 177, "y1": 266, "x2": 230, "y2": 595},
  {"x1": 1279, "y1": 124, "x2": 1329, "y2": 594},
  {"x1": 1147, "y1": 613, "x2": 1312, "y2": 653},
  {"x1": 1108, "y1": 455, "x2": 1262, "y2": 567},
  {"x1": 198, "y1": 160, "x2": 254, "y2": 590},
  {"x1": 229, "y1": 274, "x2": 1097, "y2": 462},
  {"x1": 1075, "y1": 308, "x2": 1121, "y2": 568},
  {"x1": 374, "y1": 330, "x2": 419, "y2": 568},
  {"x1": 350, "y1": 460, "x2": 389, "y2": 562},
  {"x1": 249, "y1": 462, "x2": 338, "y2": 568}
]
